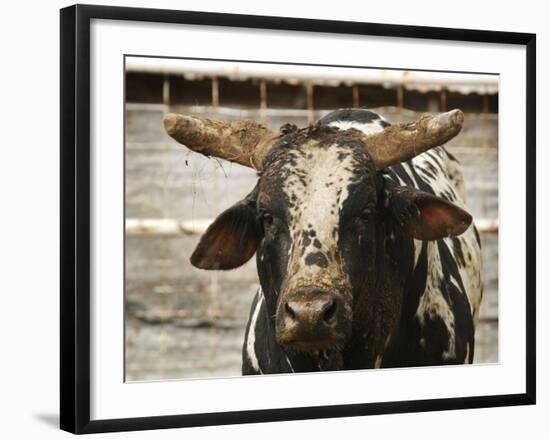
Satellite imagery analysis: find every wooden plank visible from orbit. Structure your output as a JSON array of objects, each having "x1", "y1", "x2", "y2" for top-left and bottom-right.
[{"x1": 125, "y1": 217, "x2": 498, "y2": 236}]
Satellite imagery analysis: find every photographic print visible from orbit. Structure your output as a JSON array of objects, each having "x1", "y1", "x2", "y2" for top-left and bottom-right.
[
  {"x1": 61, "y1": 5, "x2": 535, "y2": 432},
  {"x1": 124, "y1": 56, "x2": 498, "y2": 381}
]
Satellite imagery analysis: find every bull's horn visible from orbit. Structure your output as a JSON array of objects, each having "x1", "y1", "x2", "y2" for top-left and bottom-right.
[
  {"x1": 363, "y1": 109, "x2": 464, "y2": 169},
  {"x1": 164, "y1": 113, "x2": 278, "y2": 169}
]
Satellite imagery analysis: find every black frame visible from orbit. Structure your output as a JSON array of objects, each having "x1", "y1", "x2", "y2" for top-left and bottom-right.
[{"x1": 60, "y1": 4, "x2": 536, "y2": 434}]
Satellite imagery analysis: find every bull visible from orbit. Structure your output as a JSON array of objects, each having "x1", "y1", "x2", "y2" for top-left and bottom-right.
[{"x1": 164, "y1": 107, "x2": 482, "y2": 373}]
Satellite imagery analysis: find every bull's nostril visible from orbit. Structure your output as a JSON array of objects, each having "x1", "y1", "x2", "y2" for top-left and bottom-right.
[
  {"x1": 322, "y1": 300, "x2": 338, "y2": 326},
  {"x1": 284, "y1": 302, "x2": 296, "y2": 319}
]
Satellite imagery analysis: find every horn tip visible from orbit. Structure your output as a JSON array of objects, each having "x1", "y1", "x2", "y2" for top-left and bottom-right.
[
  {"x1": 448, "y1": 108, "x2": 464, "y2": 126},
  {"x1": 163, "y1": 113, "x2": 182, "y2": 136}
]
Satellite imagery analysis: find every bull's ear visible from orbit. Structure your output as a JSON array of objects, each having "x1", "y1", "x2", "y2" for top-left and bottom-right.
[
  {"x1": 388, "y1": 186, "x2": 472, "y2": 241},
  {"x1": 190, "y1": 186, "x2": 262, "y2": 270}
]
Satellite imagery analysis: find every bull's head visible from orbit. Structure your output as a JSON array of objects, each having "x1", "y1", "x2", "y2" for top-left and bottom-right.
[{"x1": 164, "y1": 109, "x2": 471, "y2": 363}]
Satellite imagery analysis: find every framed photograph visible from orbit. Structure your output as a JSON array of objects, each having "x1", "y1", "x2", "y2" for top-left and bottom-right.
[{"x1": 60, "y1": 4, "x2": 536, "y2": 434}]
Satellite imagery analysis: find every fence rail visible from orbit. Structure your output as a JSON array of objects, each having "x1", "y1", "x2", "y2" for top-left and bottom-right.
[{"x1": 125, "y1": 217, "x2": 498, "y2": 236}]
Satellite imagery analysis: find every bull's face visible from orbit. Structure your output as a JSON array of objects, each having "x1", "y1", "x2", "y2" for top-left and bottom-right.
[
  {"x1": 164, "y1": 110, "x2": 471, "y2": 357},
  {"x1": 255, "y1": 128, "x2": 377, "y2": 352}
]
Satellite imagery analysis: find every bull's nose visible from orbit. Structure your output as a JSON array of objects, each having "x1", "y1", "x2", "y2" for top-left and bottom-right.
[
  {"x1": 284, "y1": 297, "x2": 339, "y2": 328},
  {"x1": 276, "y1": 292, "x2": 350, "y2": 351}
]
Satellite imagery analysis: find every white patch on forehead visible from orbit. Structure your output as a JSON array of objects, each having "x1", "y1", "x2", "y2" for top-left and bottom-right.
[
  {"x1": 284, "y1": 143, "x2": 355, "y2": 245},
  {"x1": 327, "y1": 120, "x2": 385, "y2": 135},
  {"x1": 281, "y1": 141, "x2": 360, "y2": 294}
]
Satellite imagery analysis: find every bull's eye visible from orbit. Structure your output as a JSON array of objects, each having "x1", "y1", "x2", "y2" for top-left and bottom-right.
[
  {"x1": 359, "y1": 207, "x2": 374, "y2": 221},
  {"x1": 259, "y1": 210, "x2": 274, "y2": 230}
]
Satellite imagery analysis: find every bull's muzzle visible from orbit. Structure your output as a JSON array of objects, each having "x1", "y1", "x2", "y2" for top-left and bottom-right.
[{"x1": 275, "y1": 290, "x2": 351, "y2": 352}]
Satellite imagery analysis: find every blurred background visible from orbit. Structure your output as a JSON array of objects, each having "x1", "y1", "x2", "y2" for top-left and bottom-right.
[{"x1": 125, "y1": 57, "x2": 498, "y2": 381}]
